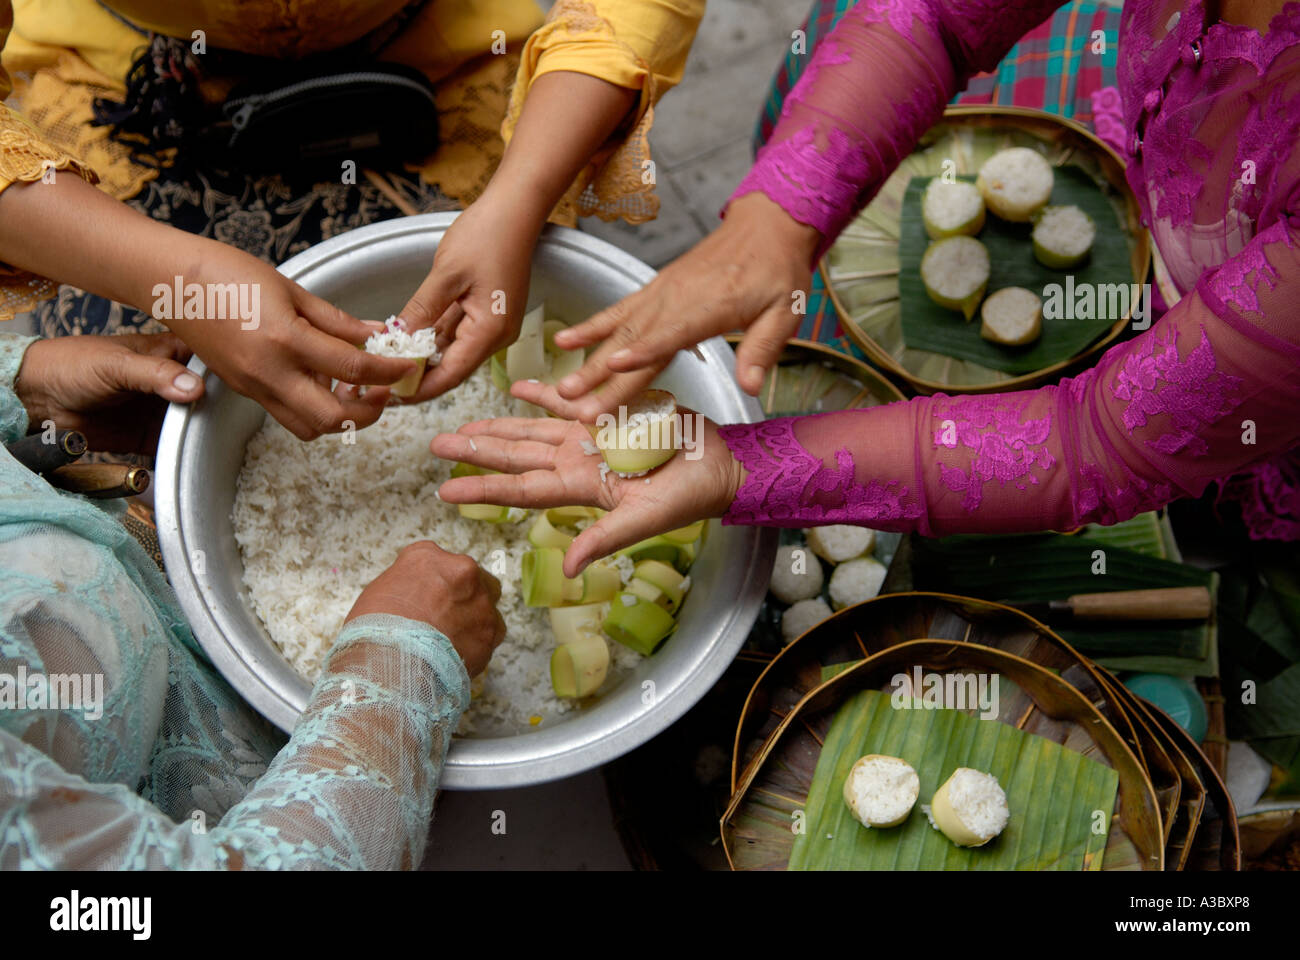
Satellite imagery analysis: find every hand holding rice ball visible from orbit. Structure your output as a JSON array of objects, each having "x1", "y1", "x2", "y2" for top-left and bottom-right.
[{"x1": 364, "y1": 316, "x2": 442, "y2": 398}]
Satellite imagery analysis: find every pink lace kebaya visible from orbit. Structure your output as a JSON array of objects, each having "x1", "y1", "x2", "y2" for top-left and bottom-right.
[{"x1": 719, "y1": 0, "x2": 1300, "y2": 539}]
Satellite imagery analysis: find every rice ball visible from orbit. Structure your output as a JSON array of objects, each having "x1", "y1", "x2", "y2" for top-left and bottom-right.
[
  {"x1": 806, "y1": 525, "x2": 875, "y2": 563},
  {"x1": 1032, "y1": 204, "x2": 1096, "y2": 269},
  {"x1": 781, "y1": 598, "x2": 833, "y2": 641},
  {"x1": 976, "y1": 147, "x2": 1054, "y2": 222},
  {"x1": 925, "y1": 767, "x2": 1010, "y2": 847},
  {"x1": 828, "y1": 556, "x2": 888, "y2": 609},
  {"x1": 842, "y1": 755, "x2": 920, "y2": 828},
  {"x1": 922, "y1": 179, "x2": 986, "y2": 239},
  {"x1": 920, "y1": 236, "x2": 990, "y2": 321},
  {"x1": 980, "y1": 286, "x2": 1043, "y2": 346},
  {"x1": 770, "y1": 544, "x2": 824, "y2": 604}
]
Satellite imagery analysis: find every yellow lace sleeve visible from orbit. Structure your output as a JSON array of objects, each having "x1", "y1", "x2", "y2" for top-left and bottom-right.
[
  {"x1": 0, "y1": 1, "x2": 97, "y2": 321},
  {"x1": 502, "y1": 0, "x2": 704, "y2": 226}
]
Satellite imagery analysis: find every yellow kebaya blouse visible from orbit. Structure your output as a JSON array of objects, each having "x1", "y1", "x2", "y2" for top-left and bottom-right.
[{"x1": 0, "y1": 0, "x2": 704, "y2": 318}]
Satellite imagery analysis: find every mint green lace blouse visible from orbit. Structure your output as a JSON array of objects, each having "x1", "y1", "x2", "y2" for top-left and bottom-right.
[{"x1": 0, "y1": 333, "x2": 470, "y2": 869}]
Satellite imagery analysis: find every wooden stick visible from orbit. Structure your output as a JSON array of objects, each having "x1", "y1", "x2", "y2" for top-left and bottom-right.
[{"x1": 364, "y1": 169, "x2": 420, "y2": 217}]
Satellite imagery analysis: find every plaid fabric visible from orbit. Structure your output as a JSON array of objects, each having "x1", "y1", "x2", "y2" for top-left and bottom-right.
[{"x1": 754, "y1": 0, "x2": 1124, "y2": 357}]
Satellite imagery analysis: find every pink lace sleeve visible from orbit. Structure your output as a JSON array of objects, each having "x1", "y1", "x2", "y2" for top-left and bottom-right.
[
  {"x1": 726, "y1": 0, "x2": 1068, "y2": 259},
  {"x1": 719, "y1": 216, "x2": 1300, "y2": 535}
]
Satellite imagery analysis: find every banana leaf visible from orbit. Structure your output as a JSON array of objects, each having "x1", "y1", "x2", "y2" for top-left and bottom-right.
[
  {"x1": 723, "y1": 638, "x2": 1163, "y2": 870},
  {"x1": 897, "y1": 169, "x2": 1133, "y2": 374},
  {"x1": 1224, "y1": 662, "x2": 1300, "y2": 741},
  {"x1": 1256, "y1": 542, "x2": 1300, "y2": 649},
  {"x1": 910, "y1": 534, "x2": 1215, "y2": 670},
  {"x1": 789, "y1": 688, "x2": 1118, "y2": 870},
  {"x1": 1080, "y1": 511, "x2": 1180, "y2": 562},
  {"x1": 1252, "y1": 737, "x2": 1300, "y2": 798}
]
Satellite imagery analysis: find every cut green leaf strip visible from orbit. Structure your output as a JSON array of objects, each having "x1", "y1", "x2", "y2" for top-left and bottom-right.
[
  {"x1": 634, "y1": 559, "x2": 688, "y2": 612},
  {"x1": 528, "y1": 513, "x2": 574, "y2": 550},
  {"x1": 603, "y1": 594, "x2": 676, "y2": 655},
  {"x1": 550, "y1": 632, "x2": 609, "y2": 698},
  {"x1": 495, "y1": 303, "x2": 587, "y2": 394},
  {"x1": 549, "y1": 604, "x2": 606, "y2": 646},
  {"x1": 523, "y1": 548, "x2": 620, "y2": 606}
]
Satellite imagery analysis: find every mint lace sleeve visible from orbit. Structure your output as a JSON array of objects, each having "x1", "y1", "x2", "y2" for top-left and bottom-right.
[
  {"x1": 0, "y1": 332, "x2": 36, "y2": 442},
  {"x1": 1, "y1": 612, "x2": 468, "y2": 870},
  {"x1": 726, "y1": 0, "x2": 1069, "y2": 259},
  {"x1": 719, "y1": 217, "x2": 1300, "y2": 535}
]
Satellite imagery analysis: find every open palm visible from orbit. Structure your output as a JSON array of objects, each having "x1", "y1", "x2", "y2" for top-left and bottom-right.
[{"x1": 431, "y1": 380, "x2": 742, "y2": 577}]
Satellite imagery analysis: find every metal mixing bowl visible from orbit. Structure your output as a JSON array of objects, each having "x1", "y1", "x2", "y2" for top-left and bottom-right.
[{"x1": 155, "y1": 213, "x2": 776, "y2": 789}]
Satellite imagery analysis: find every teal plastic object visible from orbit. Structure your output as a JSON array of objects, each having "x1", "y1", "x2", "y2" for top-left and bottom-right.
[{"x1": 1123, "y1": 673, "x2": 1208, "y2": 743}]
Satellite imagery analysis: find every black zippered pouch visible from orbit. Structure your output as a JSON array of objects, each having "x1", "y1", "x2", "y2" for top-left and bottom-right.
[{"x1": 213, "y1": 64, "x2": 439, "y2": 176}]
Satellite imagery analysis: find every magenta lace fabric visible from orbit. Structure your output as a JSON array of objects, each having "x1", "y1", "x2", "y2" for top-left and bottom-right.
[{"x1": 720, "y1": 0, "x2": 1300, "y2": 539}]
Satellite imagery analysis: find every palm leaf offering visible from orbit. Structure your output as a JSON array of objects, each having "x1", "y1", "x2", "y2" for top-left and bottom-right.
[
  {"x1": 897, "y1": 169, "x2": 1132, "y2": 374},
  {"x1": 788, "y1": 687, "x2": 1118, "y2": 870},
  {"x1": 722, "y1": 639, "x2": 1163, "y2": 870},
  {"x1": 910, "y1": 533, "x2": 1217, "y2": 674},
  {"x1": 822, "y1": 107, "x2": 1148, "y2": 392}
]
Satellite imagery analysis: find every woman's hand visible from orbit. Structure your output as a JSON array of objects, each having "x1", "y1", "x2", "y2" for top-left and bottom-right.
[
  {"x1": 393, "y1": 188, "x2": 544, "y2": 403},
  {"x1": 431, "y1": 380, "x2": 746, "y2": 577},
  {"x1": 345, "y1": 540, "x2": 506, "y2": 676},
  {"x1": 166, "y1": 243, "x2": 417, "y2": 441},
  {"x1": 0, "y1": 177, "x2": 415, "y2": 443},
  {"x1": 551, "y1": 192, "x2": 822, "y2": 420},
  {"x1": 13, "y1": 332, "x2": 204, "y2": 455},
  {"x1": 393, "y1": 71, "x2": 645, "y2": 404}
]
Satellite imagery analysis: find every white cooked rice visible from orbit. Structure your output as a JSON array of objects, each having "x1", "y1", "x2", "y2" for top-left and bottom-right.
[
  {"x1": 231, "y1": 365, "x2": 642, "y2": 737},
  {"x1": 363, "y1": 315, "x2": 442, "y2": 360}
]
